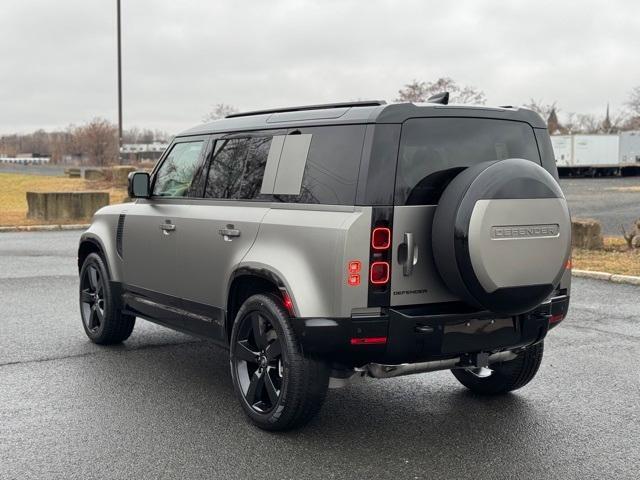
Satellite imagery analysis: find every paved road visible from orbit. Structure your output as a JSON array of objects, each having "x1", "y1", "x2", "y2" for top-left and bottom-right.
[
  {"x1": 560, "y1": 177, "x2": 640, "y2": 235},
  {"x1": 1, "y1": 231, "x2": 639, "y2": 480}
]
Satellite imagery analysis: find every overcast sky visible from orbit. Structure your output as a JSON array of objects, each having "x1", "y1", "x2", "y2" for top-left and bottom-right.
[{"x1": 1, "y1": 0, "x2": 639, "y2": 135}]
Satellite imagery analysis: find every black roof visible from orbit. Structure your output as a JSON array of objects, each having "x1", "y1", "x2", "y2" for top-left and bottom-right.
[{"x1": 178, "y1": 102, "x2": 546, "y2": 137}]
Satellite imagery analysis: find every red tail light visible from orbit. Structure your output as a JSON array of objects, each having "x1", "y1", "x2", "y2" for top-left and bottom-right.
[
  {"x1": 549, "y1": 314, "x2": 564, "y2": 324},
  {"x1": 370, "y1": 261, "x2": 390, "y2": 284},
  {"x1": 350, "y1": 336, "x2": 387, "y2": 345},
  {"x1": 371, "y1": 227, "x2": 391, "y2": 250}
]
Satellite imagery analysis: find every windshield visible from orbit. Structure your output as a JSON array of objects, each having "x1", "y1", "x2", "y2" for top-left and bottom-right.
[{"x1": 395, "y1": 117, "x2": 541, "y2": 205}]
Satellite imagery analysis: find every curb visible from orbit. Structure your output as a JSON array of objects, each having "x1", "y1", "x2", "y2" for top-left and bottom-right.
[
  {"x1": 0, "y1": 224, "x2": 89, "y2": 233},
  {"x1": 572, "y1": 269, "x2": 640, "y2": 286}
]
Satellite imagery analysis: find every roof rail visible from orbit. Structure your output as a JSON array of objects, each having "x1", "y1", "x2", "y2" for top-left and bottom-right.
[{"x1": 225, "y1": 100, "x2": 387, "y2": 119}]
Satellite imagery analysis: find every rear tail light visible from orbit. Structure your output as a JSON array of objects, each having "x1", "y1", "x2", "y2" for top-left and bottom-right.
[
  {"x1": 549, "y1": 313, "x2": 564, "y2": 324},
  {"x1": 369, "y1": 224, "x2": 392, "y2": 288},
  {"x1": 350, "y1": 336, "x2": 387, "y2": 345},
  {"x1": 371, "y1": 227, "x2": 391, "y2": 250},
  {"x1": 565, "y1": 258, "x2": 572, "y2": 270},
  {"x1": 370, "y1": 261, "x2": 390, "y2": 284}
]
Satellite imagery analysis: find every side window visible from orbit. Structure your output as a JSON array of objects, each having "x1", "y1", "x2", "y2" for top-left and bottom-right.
[
  {"x1": 204, "y1": 136, "x2": 272, "y2": 200},
  {"x1": 153, "y1": 141, "x2": 204, "y2": 197},
  {"x1": 274, "y1": 125, "x2": 366, "y2": 205}
]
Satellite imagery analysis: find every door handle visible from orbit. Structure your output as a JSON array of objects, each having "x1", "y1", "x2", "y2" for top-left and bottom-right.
[
  {"x1": 159, "y1": 222, "x2": 176, "y2": 235},
  {"x1": 402, "y1": 232, "x2": 418, "y2": 276},
  {"x1": 219, "y1": 224, "x2": 241, "y2": 241}
]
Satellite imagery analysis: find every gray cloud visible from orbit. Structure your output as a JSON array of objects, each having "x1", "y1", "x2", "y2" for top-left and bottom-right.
[{"x1": 1, "y1": 0, "x2": 639, "y2": 134}]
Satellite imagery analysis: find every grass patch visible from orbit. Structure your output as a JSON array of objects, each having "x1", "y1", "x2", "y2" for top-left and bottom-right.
[
  {"x1": 572, "y1": 236, "x2": 640, "y2": 276},
  {"x1": 0, "y1": 173, "x2": 127, "y2": 226}
]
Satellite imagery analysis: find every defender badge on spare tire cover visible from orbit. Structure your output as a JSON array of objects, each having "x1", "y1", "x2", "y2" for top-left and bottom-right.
[{"x1": 432, "y1": 158, "x2": 571, "y2": 315}]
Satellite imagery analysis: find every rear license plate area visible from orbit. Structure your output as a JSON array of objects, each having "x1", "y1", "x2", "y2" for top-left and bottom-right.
[{"x1": 441, "y1": 317, "x2": 516, "y2": 354}]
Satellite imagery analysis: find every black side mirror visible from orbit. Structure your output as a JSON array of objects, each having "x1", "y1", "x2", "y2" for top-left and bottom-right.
[{"x1": 128, "y1": 171, "x2": 150, "y2": 198}]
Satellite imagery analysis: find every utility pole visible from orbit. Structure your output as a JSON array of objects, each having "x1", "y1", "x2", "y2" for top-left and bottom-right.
[{"x1": 116, "y1": 0, "x2": 123, "y2": 164}]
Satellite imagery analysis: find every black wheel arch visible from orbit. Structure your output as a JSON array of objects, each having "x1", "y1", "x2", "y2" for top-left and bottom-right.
[
  {"x1": 226, "y1": 267, "x2": 289, "y2": 343},
  {"x1": 78, "y1": 235, "x2": 108, "y2": 274}
]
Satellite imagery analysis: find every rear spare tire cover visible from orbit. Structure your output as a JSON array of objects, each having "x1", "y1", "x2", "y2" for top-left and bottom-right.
[{"x1": 432, "y1": 158, "x2": 571, "y2": 315}]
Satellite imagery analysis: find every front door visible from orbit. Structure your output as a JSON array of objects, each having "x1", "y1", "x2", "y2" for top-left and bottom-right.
[{"x1": 122, "y1": 138, "x2": 208, "y2": 319}]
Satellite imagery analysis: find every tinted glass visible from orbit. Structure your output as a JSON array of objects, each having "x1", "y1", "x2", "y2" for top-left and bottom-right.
[
  {"x1": 204, "y1": 136, "x2": 272, "y2": 200},
  {"x1": 275, "y1": 125, "x2": 366, "y2": 205},
  {"x1": 153, "y1": 141, "x2": 204, "y2": 197},
  {"x1": 396, "y1": 118, "x2": 540, "y2": 205}
]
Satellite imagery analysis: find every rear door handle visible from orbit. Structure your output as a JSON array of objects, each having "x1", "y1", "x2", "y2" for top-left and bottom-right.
[
  {"x1": 219, "y1": 224, "x2": 241, "y2": 241},
  {"x1": 159, "y1": 222, "x2": 176, "y2": 234}
]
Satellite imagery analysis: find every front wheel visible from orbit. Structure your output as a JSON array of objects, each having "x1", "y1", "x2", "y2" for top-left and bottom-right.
[
  {"x1": 229, "y1": 294, "x2": 329, "y2": 431},
  {"x1": 451, "y1": 342, "x2": 544, "y2": 395},
  {"x1": 79, "y1": 253, "x2": 135, "y2": 345}
]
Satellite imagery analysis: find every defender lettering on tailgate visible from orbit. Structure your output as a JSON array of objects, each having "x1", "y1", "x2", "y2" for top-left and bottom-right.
[{"x1": 491, "y1": 224, "x2": 560, "y2": 239}]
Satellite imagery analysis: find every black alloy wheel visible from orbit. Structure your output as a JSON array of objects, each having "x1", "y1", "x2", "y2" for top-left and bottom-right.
[
  {"x1": 229, "y1": 294, "x2": 329, "y2": 431},
  {"x1": 233, "y1": 310, "x2": 284, "y2": 413},
  {"x1": 80, "y1": 262, "x2": 106, "y2": 334},
  {"x1": 78, "y1": 252, "x2": 135, "y2": 344}
]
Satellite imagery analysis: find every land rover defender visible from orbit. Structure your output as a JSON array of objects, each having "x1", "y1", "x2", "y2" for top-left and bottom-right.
[{"x1": 78, "y1": 96, "x2": 571, "y2": 430}]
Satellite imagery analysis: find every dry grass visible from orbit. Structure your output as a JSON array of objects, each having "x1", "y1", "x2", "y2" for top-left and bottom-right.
[
  {"x1": 0, "y1": 173, "x2": 127, "y2": 226},
  {"x1": 605, "y1": 186, "x2": 640, "y2": 192},
  {"x1": 572, "y1": 236, "x2": 640, "y2": 276}
]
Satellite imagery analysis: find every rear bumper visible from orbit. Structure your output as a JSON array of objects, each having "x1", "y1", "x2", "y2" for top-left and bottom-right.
[{"x1": 292, "y1": 295, "x2": 570, "y2": 367}]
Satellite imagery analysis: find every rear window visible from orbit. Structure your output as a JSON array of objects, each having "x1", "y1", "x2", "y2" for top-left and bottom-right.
[{"x1": 395, "y1": 118, "x2": 541, "y2": 205}]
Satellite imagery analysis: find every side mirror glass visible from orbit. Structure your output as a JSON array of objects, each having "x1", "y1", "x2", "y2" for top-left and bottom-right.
[{"x1": 128, "y1": 171, "x2": 150, "y2": 198}]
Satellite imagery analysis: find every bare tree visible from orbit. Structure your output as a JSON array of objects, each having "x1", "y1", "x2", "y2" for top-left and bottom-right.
[
  {"x1": 74, "y1": 118, "x2": 118, "y2": 166},
  {"x1": 203, "y1": 104, "x2": 238, "y2": 122},
  {"x1": 626, "y1": 86, "x2": 640, "y2": 116},
  {"x1": 396, "y1": 77, "x2": 486, "y2": 104}
]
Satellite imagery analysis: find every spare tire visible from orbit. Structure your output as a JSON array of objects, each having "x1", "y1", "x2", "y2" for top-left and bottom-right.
[{"x1": 432, "y1": 158, "x2": 571, "y2": 315}]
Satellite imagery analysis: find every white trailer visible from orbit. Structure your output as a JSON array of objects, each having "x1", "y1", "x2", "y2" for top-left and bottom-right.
[
  {"x1": 550, "y1": 134, "x2": 637, "y2": 176},
  {"x1": 572, "y1": 134, "x2": 619, "y2": 166},
  {"x1": 550, "y1": 135, "x2": 573, "y2": 167},
  {"x1": 619, "y1": 131, "x2": 640, "y2": 166}
]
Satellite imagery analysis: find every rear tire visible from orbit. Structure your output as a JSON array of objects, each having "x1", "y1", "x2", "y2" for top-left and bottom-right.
[
  {"x1": 451, "y1": 342, "x2": 544, "y2": 395},
  {"x1": 79, "y1": 253, "x2": 135, "y2": 345},
  {"x1": 230, "y1": 294, "x2": 329, "y2": 431}
]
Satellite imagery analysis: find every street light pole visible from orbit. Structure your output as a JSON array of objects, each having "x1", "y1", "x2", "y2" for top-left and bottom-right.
[{"x1": 116, "y1": 0, "x2": 123, "y2": 164}]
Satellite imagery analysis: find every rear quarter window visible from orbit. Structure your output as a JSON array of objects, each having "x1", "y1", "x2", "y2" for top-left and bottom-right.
[
  {"x1": 395, "y1": 117, "x2": 541, "y2": 205},
  {"x1": 274, "y1": 125, "x2": 366, "y2": 205}
]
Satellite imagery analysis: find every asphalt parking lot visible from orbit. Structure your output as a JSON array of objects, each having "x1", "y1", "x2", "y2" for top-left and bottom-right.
[
  {"x1": 1, "y1": 231, "x2": 639, "y2": 480},
  {"x1": 560, "y1": 177, "x2": 640, "y2": 235}
]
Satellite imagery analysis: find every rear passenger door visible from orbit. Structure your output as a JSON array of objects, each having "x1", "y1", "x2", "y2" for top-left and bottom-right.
[{"x1": 171, "y1": 132, "x2": 278, "y2": 334}]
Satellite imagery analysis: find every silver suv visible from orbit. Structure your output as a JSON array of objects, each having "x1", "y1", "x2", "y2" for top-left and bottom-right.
[{"x1": 78, "y1": 97, "x2": 571, "y2": 430}]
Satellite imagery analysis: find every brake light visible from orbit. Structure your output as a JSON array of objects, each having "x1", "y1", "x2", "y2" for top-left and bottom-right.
[
  {"x1": 350, "y1": 336, "x2": 387, "y2": 345},
  {"x1": 348, "y1": 274, "x2": 361, "y2": 286},
  {"x1": 371, "y1": 227, "x2": 391, "y2": 250},
  {"x1": 565, "y1": 258, "x2": 572, "y2": 270},
  {"x1": 370, "y1": 261, "x2": 390, "y2": 284},
  {"x1": 348, "y1": 261, "x2": 361, "y2": 273}
]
